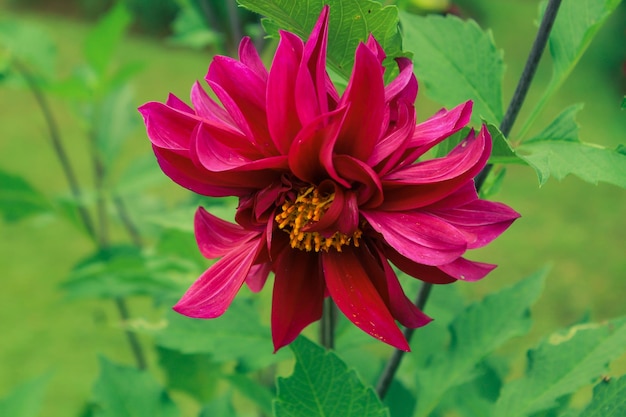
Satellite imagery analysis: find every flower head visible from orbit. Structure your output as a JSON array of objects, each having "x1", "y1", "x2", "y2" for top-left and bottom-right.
[{"x1": 139, "y1": 6, "x2": 519, "y2": 351}]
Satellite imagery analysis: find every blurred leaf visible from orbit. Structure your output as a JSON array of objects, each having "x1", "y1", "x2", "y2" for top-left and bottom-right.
[
  {"x1": 400, "y1": 13, "x2": 504, "y2": 125},
  {"x1": 578, "y1": 375, "x2": 626, "y2": 417},
  {"x1": 113, "y1": 154, "x2": 167, "y2": 196},
  {"x1": 224, "y1": 373, "x2": 274, "y2": 416},
  {"x1": 155, "y1": 228, "x2": 206, "y2": 269},
  {"x1": 155, "y1": 298, "x2": 289, "y2": 370},
  {"x1": 384, "y1": 379, "x2": 416, "y2": 417},
  {"x1": 0, "y1": 19, "x2": 56, "y2": 78},
  {"x1": 92, "y1": 357, "x2": 179, "y2": 417},
  {"x1": 478, "y1": 166, "x2": 506, "y2": 199},
  {"x1": 0, "y1": 373, "x2": 52, "y2": 417},
  {"x1": 495, "y1": 317, "x2": 626, "y2": 417},
  {"x1": 170, "y1": 1, "x2": 223, "y2": 49},
  {"x1": 413, "y1": 269, "x2": 547, "y2": 417},
  {"x1": 157, "y1": 347, "x2": 220, "y2": 402},
  {"x1": 621, "y1": 96, "x2": 625, "y2": 110},
  {"x1": 61, "y1": 245, "x2": 180, "y2": 300},
  {"x1": 517, "y1": 105, "x2": 626, "y2": 187},
  {"x1": 443, "y1": 359, "x2": 505, "y2": 417},
  {"x1": 237, "y1": 0, "x2": 404, "y2": 80},
  {"x1": 85, "y1": 2, "x2": 132, "y2": 76},
  {"x1": 198, "y1": 393, "x2": 237, "y2": 417},
  {"x1": 274, "y1": 336, "x2": 388, "y2": 417},
  {"x1": 487, "y1": 123, "x2": 525, "y2": 164},
  {"x1": 0, "y1": 169, "x2": 51, "y2": 222}
]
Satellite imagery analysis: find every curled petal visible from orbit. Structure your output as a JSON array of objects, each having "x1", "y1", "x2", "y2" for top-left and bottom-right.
[
  {"x1": 195, "y1": 207, "x2": 256, "y2": 259},
  {"x1": 191, "y1": 81, "x2": 236, "y2": 127},
  {"x1": 363, "y1": 210, "x2": 468, "y2": 266},
  {"x1": 385, "y1": 57, "x2": 418, "y2": 104},
  {"x1": 323, "y1": 247, "x2": 410, "y2": 351},
  {"x1": 437, "y1": 257, "x2": 497, "y2": 282},
  {"x1": 238, "y1": 37, "x2": 268, "y2": 82},
  {"x1": 174, "y1": 234, "x2": 264, "y2": 318},
  {"x1": 246, "y1": 262, "x2": 272, "y2": 292},
  {"x1": 139, "y1": 101, "x2": 199, "y2": 151},
  {"x1": 333, "y1": 155, "x2": 384, "y2": 207}
]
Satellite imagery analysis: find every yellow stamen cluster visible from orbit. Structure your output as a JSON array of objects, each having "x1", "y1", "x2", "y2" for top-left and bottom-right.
[{"x1": 275, "y1": 186, "x2": 362, "y2": 252}]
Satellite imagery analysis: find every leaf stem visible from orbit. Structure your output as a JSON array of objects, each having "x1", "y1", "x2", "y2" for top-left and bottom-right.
[
  {"x1": 376, "y1": 0, "x2": 563, "y2": 399},
  {"x1": 320, "y1": 298, "x2": 337, "y2": 349}
]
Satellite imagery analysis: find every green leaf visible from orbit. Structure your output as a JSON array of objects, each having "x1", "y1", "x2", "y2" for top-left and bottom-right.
[
  {"x1": 155, "y1": 298, "x2": 289, "y2": 370},
  {"x1": 400, "y1": 13, "x2": 504, "y2": 125},
  {"x1": 92, "y1": 357, "x2": 179, "y2": 417},
  {"x1": 85, "y1": 2, "x2": 132, "y2": 76},
  {"x1": 413, "y1": 269, "x2": 547, "y2": 417},
  {"x1": 61, "y1": 245, "x2": 180, "y2": 300},
  {"x1": 198, "y1": 393, "x2": 237, "y2": 417},
  {"x1": 621, "y1": 96, "x2": 625, "y2": 110},
  {"x1": 237, "y1": 0, "x2": 404, "y2": 80},
  {"x1": 0, "y1": 169, "x2": 50, "y2": 222},
  {"x1": 274, "y1": 336, "x2": 389, "y2": 417},
  {"x1": 0, "y1": 19, "x2": 56, "y2": 78},
  {"x1": 486, "y1": 123, "x2": 525, "y2": 164},
  {"x1": 170, "y1": 1, "x2": 223, "y2": 49},
  {"x1": 517, "y1": 105, "x2": 626, "y2": 187},
  {"x1": 113, "y1": 154, "x2": 167, "y2": 196},
  {"x1": 0, "y1": 373, "x2": 52, "y2": 417},
  {"x1": 494, "y1": 317, "x2": 626, "y2": 417},
  {"x1": 157, "y1": 347, "x2": 220, "y2": 403},
  {"x1": 579, "y1": 375, "x2": 626, "y2": 417}
]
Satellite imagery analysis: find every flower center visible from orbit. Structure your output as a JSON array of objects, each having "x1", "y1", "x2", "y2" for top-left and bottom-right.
[{"x1": 275, "y1": 186, "x2": 362, "y2": 252}]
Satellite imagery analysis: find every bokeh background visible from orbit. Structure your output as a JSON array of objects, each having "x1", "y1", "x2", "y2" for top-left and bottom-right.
[{"x1": 1, "y1": 0, "x2": 625, "y2": 415}]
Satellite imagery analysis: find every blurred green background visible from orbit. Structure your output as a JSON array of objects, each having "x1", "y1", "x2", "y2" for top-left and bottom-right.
[{"x1": 0, "y1": 0, "x2": 625, "y2": 415}]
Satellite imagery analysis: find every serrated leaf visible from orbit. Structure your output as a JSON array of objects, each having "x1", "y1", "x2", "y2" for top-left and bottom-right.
[
  {"x1": 237, "y1": 0, "x2": 403, "y2": 80},
  {"x1": 155, "y1": 298, "x2": 288, "y2": 370},
  {"x1": 274, "y1": 336, "x2": 388, "y2": 417},
  {"x1": 486, "y1": 123, "x2": 524, "y2": 164},
  {"x1": 400, "y1": 13, "x2": 504, "y2": 125},
  {"x1": 157, "y1": 347, "x2": 220, "y2": 402},
  {"x1": 61, "y1": 245, "x2": 180, "y2": 300},
  {"x1": 413, "y1": 269, "x2": 547, "y2": 417},
  {"x1": 85, "y1": 2, "x2": 132, "y2": 75},
  {"x1": 0, "y1": 169, "x2": 51, "y2": 222},
  {"x1": 495, "y1": 317, "x2": 626, "y2": 417},
  {"x1": 92, "y1": 357, "x2": 179, "y2": 417},
  {"x1": 517, "y1": 105, "x2": 626, "y2": 188},
  {"x1": 0, "y1": 373, "x2": 52, "y2": 417},
  {"x1": 579, "y1": 375, "x2": 626, "y2": 417}
]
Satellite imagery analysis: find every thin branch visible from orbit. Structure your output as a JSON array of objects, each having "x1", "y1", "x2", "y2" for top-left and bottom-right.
[
  {"x1": 13, "y1": 59, "x2": 96, "y2": 240},
  {"x1": 320, "y1": 298, "x2": 337, "y2": 349},
  {"x1": 375, "y1": 0, "x2": 563, "y2": 399}
]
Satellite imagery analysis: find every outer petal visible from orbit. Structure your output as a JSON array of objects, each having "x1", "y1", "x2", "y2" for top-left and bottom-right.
[
  {"x1": 245, "y1": 262, "x2": 272, "y2": 292},
  {"x1": 139, "y1": 101, "x2": 199, "y2": 151},
  {"x1": 363, "y1": 210, "x2": 468, "y2": 266},
  {"x1": 437, "y1": 257, "x2": 497, "y2": 282},
  {"x1": 385, "y1": 247, "x2": 456, "y2": 284},
  {"x1": 238, "y1": 37, "x2": 268, "y2": 82},
  {"x1": 323, "y1": 247, "x2": 410, "y2": 351},
  {"x1": 191, "y1": 81, "x2": 236, "y2": 127},
  {"x1": 173, "y1": 233, "x2": 264, "y2": 318},
  {"x1": 271, "y1": 249, "x2": 325, "y2": 351},
  {"x1": 195, "y1": 207, "x2": 256, "y2": 259}
]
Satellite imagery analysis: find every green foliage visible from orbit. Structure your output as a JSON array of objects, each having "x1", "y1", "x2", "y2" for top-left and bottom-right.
[
  {"x1": 198, "y1": 393, "x2": 238, "y2": 417},
  {"x1": 0, "y1": 169, "x2": 50, "y2": 222},
  {"x1": 413, "y1": 269, "x2": 547, "y2": 417},
  {"x1": 486, "y1": 123, "x2": 523, "y2": 164},
  {"x1": 0, "y1": 18, "x2": 56, "y2": 81},
  {"x1": 0, "y1": 373, "x2": 51, "y2": 417},
  {"x1": 157, "y1": 347, "x2": 220, "y2": 402},
  {"x1": 237, "y1": 0, "x2": 404, "y2": 80},
  {"x1": 494, "y1": 317, "x2": 626, "y2": 417},
  {"x1": 84, "y1": 2, "x2": 132, "y2": 77},
  {"x1": 274, "y1": 336, "x2": 389, "y2": 417},
  {"x1": 224, "y1": 373, "x2": 274, "y2": 416},
  {"x1": 400, "y1": 12, "x2": 504, "y2": 125},
  {"x1": 91, "y1": 357, "x2": 179, "y2": 417},
  {"x1": 579, "y1": 375, "x2": 626, "y2": 417},
  {"x1": 517, "y1": 105, "x2": 626, "y2": 187},
  {"x1": 169, "y1": 0, "x2": 223, "y2": 49}
]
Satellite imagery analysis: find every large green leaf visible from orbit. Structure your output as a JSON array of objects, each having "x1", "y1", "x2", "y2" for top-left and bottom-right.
[
  {"x1": 413, "y1": 269, "x2": 547, "y2": 417},
  {"x1": 274, "y1": 336, "x2": 388, "y2": 417},
  {"x1": 494, "y1": 317, "x2": 626, "y2": 417},
  {"x1": 0, "y1": 373, "x2": 51, "y2": 417},
  {"x1": 92, "y1": 357, "x2": 179, "y2": 417},
  {"x1": 0, "y1": 169, "x2": 50, "y2": 222},
  {"x1": 578, "y1": 375, "x2": 626, "y2": 417},
  {"x1": 156, "y1": 347, "x2": 220, "y2": 403},
  {"x1": 400, "y1": 12, "x2": 504, "y2": 125},
  {"x1": 84, "y1": 2, "x2": 132, "y2": 76},
  {"x1": 155, "y1": 298, "x2": 289, "y2": 370},
  {"x1": 237, "y1": 0, "x2": 403, "y2": 79},
  {"x1": 517, "y1": 105, "x2": 626, "y2": 187}
]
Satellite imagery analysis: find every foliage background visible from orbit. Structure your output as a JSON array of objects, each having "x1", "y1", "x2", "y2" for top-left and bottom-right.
[{"x1": 0, "y1": 0, "x2": 625, "y2": 415}]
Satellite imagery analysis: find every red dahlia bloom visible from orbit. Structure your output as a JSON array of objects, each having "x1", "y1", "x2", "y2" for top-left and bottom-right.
[{"x1": 139, "y1": 6, "x2": 519, "y2": 351}]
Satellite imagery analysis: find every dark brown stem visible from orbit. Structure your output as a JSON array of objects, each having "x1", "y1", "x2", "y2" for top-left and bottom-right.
[{"x1": 320, "y1": 298, "x2": 337, "y2": 349}]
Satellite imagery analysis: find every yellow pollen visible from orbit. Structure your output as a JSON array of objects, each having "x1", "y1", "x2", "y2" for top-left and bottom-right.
[{"x1": 275, "y1": 186, "x2": 362, "y2": 252}]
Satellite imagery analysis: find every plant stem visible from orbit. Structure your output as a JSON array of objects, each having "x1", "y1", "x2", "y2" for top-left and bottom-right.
[
  {"x1": 375, "y1": 0, "x2": 563, "y2": 399},
  {"x1": 13, "y1": 59, "x2": 97, "y2": 240},
  {"x1": 320, "y1": 298, "x2": 337, "y2": 349}
]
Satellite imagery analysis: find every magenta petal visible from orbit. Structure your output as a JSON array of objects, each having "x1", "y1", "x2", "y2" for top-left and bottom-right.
[
  {"x1": 166, "y1": 93, "x2": 193, "y2": 113},
  {"x1": 335, "y1": 43, "x2": 386, "y2": 161},
  {"x1": 385, "y1": 57, "x2": 418, "y2": 104},
  {"x1": 363, "y1": 210, "x2": 468, "y2": 266},
  {"x1": 191, "y1": 81, "x2": 236, "y2": 127},
  {"x1": 238, "y1": 37, "x2": 268, "y2": 82},
  {"x1": 385, "y1": 247, "x2": 457, "y2": 284},
  {"x1": 194, "y1": 207, "x2": 258, "y2": 259},
  {"x1": 139, "y1": 101, "x2": 199, "y2": 150},
  {"x1": 323, "y1": 247, "x2": 410, "y2": 351},
  {"x1": 437, "y1": 257, "x2": 496, "y2": 282},
  {"x1": 174, "y1": 235, "x2": 264, "y2": 318},
  {"x1": 272, "y1": 249, "x2": 325, "y2": 351},
  {"x1": 333, "y1": 154, "x2": 384, "y2": 207},
  {"x1": 267, "y1": 31, "x2": 305, "y2": 154},
  {"x1": 245, "y1": 262, "x2": 271, "y2": 292},
  {"x1": 368, "y1": 102, "x2": 415, "y2": 170}
]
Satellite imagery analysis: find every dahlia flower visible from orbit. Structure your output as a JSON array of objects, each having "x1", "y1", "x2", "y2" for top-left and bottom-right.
[{"x1": 139, "y1": 6, "x2": 519, "y2": 351}]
